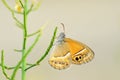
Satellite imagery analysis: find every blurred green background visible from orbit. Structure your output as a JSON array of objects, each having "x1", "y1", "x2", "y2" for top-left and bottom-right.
[{"x1": 0, "y1": 0, "x2": 120, "y2": 80}]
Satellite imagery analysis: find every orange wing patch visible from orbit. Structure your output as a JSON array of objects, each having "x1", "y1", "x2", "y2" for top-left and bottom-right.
[{"x1": 64, "y1": 38, "x2": 85, "y2": 55}]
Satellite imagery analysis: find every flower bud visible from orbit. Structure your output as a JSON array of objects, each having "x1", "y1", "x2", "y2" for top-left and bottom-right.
[{"x1": 15, "y1": 2, "x2": 23, "y2": 13}]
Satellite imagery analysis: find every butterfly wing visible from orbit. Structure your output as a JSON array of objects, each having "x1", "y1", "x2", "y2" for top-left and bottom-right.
[
  {"x1": 64, "y1": 38, "x2": 94, "y2": 65},
  {"x1": 50, "y1": 42, "x2": 70, "y2": 57},
  {"x1": 49, "y1": 42, "x2": 71, "y2": 70}
]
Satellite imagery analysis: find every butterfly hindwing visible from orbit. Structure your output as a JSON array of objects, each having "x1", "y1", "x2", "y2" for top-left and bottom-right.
[
  {"x1": 64, "y1": 38, "x2": 94, "y2": 65},
  {"x1": 49, "y1": 41, "x2": 71, "y2": 70}
]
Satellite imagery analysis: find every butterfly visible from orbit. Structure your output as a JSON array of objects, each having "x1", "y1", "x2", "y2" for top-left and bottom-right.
[{"x1": 49, "y1": 25, "x2": 94, "y2": 70}]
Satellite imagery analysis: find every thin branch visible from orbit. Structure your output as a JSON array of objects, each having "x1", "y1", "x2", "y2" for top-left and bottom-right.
[
  {"x1": 2, "y1": 0, "x2": 23, "y2": 14},
  {"x1": 2, "y1": 0, "x2": 13, "y2": 12},
  {"x1": 14, "y1": 49, "x2": 23, "y2": 52},
  {"x1": 27, "y1": 4, "x2": 34, "y2": 14},
  {"x1": 27, "y1": 22, "x2": 48, "y2": 37},
  {"x1": 0, "y1": 63, "x2": 22, "y2": 70},
  {"x1": 19, "y1": 0, "x2": 24, "y2": 8},
  {"x1": 27, "y1": 28, "x2": 41, "y2": 37},
  {"x1": 2, "y1": 0, "x2": 24, "y2": 30},
  {"x1": 25, "y1": 64, "x2": 37, "y2": 71},
  {"x1": 25, "y1": 27, "x2": 58, "y2": 71},
  {"x1": 0, "y1": 63, "x2": 36, "y2": 70},
  {"x1": 1, "y1": 50, "x2": 10, "y2": 80},
  {"x1": 12, "y1": 12, "x2": 24, "y2": 29},
  {"x1": 32, "y1": 0, "x2": 43, "y2": 11},
  {"x1": 11, "y1": 32, "x2": 42, "y2": 80},
  {"x1": 36, "y1": 27, "x2": 57, "y2": 63}
]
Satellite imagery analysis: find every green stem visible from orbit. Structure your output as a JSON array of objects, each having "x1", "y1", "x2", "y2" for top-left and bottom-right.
[
  {"x1": 25, "y1": 27, "x2": 58, "y2": 71},
  {"x1": 1, "y1": 50, "x2": 10, "y2": 80},
  {"x1": 36, "y1": 27, "x2": 57, "y2": 63},
  {"x1": 11, "y1": 33, "x2": 41, "y2": 80},
  {"x1": 2, "y1": 0, "x2": 13, "y2": 12},
  {"x1": 22, "y1": 0, "x2": 28, "y2": 80}
]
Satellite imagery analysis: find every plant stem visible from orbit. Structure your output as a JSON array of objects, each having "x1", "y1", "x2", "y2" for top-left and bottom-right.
[
  {"x1": 1, "y1": 50, "x2": 10, "y2": 79},
  {"x1": 22, "y1": 0, "x2": 28, "y2": 80},
  {"x1": 25, "y1": 27, "x2": 58, "y2": 71},
  {"x1": 36, "y1": 27, "x2": 58, "y2": 64},
  {"x1": 11, "y1": 33, "x2": 41, "y2": 80}
]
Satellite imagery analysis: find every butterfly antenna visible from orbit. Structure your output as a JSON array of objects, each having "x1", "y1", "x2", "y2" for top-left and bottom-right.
[{"x1": 61, "y1": 23, "x2": 65, "y2": 33}]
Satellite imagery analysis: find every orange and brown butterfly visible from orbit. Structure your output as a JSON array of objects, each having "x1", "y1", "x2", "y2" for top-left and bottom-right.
[{"x1": 48, "y1": 23, "x2": 94, "y2": 70}]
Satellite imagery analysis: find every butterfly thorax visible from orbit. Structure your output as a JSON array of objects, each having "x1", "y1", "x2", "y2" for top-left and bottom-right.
[{"x1": 56, "y1": 32, "x2": 65, "y2": 44}]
